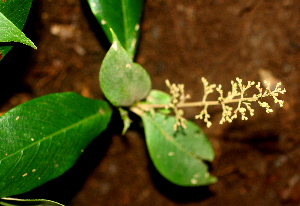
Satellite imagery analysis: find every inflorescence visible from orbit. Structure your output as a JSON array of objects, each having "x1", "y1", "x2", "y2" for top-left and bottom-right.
[{"x1": 163, "y1": 77, "x2": 286, "y2": 129}]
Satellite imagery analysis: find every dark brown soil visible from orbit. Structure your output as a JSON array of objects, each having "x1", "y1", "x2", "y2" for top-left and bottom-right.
[{"x1": 1, "y1": 0, "x2": 300, "y2": 205}]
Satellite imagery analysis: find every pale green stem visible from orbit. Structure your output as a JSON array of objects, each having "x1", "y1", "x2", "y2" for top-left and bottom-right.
[{"x1": 137, "y1": 97, "x2": 257, "y2": 110}]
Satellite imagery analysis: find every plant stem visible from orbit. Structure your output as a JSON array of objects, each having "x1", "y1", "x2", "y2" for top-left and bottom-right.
[{"x1": 138, "y1": 97, "x2": 257, "y2": 110}]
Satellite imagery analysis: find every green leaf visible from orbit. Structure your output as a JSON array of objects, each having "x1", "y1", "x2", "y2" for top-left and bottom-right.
[
  {"x1": 87, "y1": 0, "x2": 144, "y2": 58},
  {"x1": 0, "y1": 0, "x2": 35, "y2": 60},
  {"x1": 146, "y1": 90, "x2": 172, "y2": 114},
  {"x1": 0, "y1": 92, "x2": 112, "y2": 198},
  {"x1": 146, "y1": 90, "x2": 171, "y2": 105},
  {"x1": 100, "y1": 30, "x2": 151, "y2": 107},
  {"x1": 134, "y1": 109, "x2": 217, "y2": 186},
  {"x1": 0, "y1": 197, "x2": 64, "y2": 206}
]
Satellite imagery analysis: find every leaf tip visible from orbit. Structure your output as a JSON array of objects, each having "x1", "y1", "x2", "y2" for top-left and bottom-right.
[{"x1": 109, "y1": 28, "x2": 117, "y2": 40}]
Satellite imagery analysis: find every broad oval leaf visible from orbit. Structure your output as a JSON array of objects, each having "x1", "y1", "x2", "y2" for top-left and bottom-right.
[
  {"x1": 0, "y1": 197, "x2": 64, "y2": 206},
  {"x1": 0, "y1": 92, "x2": 112, "y2": 198},
  {"x1": 136, "y1": 110, "x2": 217, "y2": 186},
  {"x1": 0, "y1": 0, "x2": 35, "y2": 61},
  {"x1": 100, "y1": 30, "x2": 151, "y2": 107},
  {"x1": 87, "y1": 0, "x2": 143, "y2": 58}
]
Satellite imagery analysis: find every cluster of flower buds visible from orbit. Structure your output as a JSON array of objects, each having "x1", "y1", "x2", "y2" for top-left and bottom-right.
[{"x1": 165, "y1": 80, "x2": 190, "y2": 131}]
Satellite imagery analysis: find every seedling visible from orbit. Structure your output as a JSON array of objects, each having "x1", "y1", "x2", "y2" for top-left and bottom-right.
[{"x1": 0, "y1": 0, "x2": 286, "y2": 205}]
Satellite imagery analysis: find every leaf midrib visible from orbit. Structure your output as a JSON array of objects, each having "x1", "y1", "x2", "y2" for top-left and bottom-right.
[
  {"x1": 0, "y1": 111, "x2": 102, "y2": 163},
  {"x1": 121, "y1": 0, "x2": 128, "y2": 51}
]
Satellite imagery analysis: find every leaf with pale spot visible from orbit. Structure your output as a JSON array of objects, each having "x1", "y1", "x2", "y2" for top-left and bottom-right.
[
  {"x1": 0, "y1": 92, "x2": 112, "y2": 198},
  {"x1": 100, "y1": 30, "x2": 151, "y2": 107}
]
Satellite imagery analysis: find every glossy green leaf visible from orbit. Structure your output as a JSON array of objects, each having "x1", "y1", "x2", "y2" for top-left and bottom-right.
[
  {"x1": 100, "y1": 30, "x2": 151, "y2": 107},
  {"x1": 0, "y1": 197, "x2": 63, "y2": 206},
  {"x1": 0, "y1": 13, "x2": 36, "y2": 48},
  {"x1": 135, "y1": 109, "x2": 217, "y2": 186},
  {"x1": 87, "y1": 0, "x2": 143, "y2": 58},
  {"x1": 0, "y1": 0, "x2": 36, "y2": 61},
  {"x1": 0, "y1": 92, "x2": 112, "y2": 198}
]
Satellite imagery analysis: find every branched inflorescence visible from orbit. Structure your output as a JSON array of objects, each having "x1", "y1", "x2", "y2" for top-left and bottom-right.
[{"x1": 163, "y1": 77, "x2": 286, "y2": 129}]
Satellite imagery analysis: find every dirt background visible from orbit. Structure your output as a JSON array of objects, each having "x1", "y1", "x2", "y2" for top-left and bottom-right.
[{"x1": 1, "y1": 0, "x2": 300, "y2": 205}]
